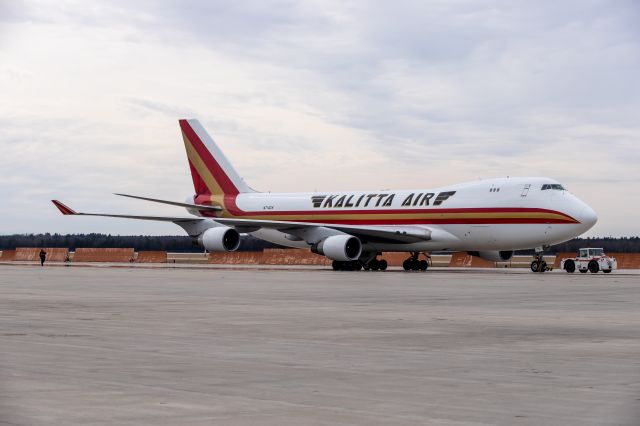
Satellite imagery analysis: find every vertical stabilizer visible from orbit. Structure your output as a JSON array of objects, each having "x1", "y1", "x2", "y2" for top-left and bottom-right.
[{"x1": 179, "y1": 119, "x2": 254, "y2": 196}]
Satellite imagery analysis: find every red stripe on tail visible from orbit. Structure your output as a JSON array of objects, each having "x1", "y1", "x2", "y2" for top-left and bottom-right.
[{"x1": 179, "y1": 119, "x2": 239, "y2": 195}]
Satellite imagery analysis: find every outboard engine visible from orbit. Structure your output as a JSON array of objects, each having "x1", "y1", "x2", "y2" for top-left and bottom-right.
[
  {"x1": 198, "y1": 227, "x2": 241, "y2": 252},
  {"x1": 313, "y1": 235, "x2": 362, "y2": 261}
]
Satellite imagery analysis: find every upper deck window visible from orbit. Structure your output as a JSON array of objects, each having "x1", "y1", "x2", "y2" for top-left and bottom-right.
[{"x1": 541, "y1": 184, "x2": 565, "y2": 191}]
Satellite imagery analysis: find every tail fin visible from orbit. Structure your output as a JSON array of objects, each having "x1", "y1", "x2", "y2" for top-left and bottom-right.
[{"x1": 179, "y1": 119, "x2": 254, "y2": 196}]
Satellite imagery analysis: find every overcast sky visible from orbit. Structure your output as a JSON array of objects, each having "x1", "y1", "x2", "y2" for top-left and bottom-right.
[{"x1": 1, "y1": 0, "x2": 638, "y2": 237}]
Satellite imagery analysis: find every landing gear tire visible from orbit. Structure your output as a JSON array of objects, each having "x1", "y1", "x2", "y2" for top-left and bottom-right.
[
  {"x1": 603, "y1": 269, "x2": 612, "y2": 273},
  {"x1": 530, "y1": 261, "x2": 539, "y2": 273},
  {"x1": 379, "y1": 259, "x2": 388, "y2": 271},
  {"x1": 564, "y1": 260, "x2": 576, "y2": 273},
  {"x1": 588, "y1": 260, "x2": 599, "y2": 274},
  {"x1": 531, "y1": 260, "x2": 547, "y2": 273},
  {"x1": 579, "y1": 269, "x2": 587, "y2": 273},
  {"x1": 370, "y1": 260, "x2": 380, "y2": 271},
  {"x1": 403, "y1": 259, "x2": 412, "y2": 271},
  {"x1": 419, "y1": 260, "x2": 429, "y2": 271}
]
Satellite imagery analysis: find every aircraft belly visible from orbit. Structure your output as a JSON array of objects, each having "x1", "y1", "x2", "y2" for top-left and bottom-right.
[
  {"x1": 249, "y1": 228, "x2": 309, "y2": 249},
  {"x1": 441, "y1": 223, "x2": 581, "y2": 251}
]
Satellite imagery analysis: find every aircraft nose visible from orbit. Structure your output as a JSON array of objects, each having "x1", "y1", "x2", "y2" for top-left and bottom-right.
[{"x1": 578, "y1": 204, "x2": 598, "y2": 230}]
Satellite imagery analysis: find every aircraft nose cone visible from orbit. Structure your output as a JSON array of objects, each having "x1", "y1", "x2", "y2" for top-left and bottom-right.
[{"x1": 579, "y1": 204, "x2": 598, "y2": 230}]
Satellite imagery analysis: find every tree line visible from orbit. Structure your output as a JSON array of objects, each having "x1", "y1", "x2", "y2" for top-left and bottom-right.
[
  {"x1": 0, "y1": 234, "x2": 638, "y2": 253},
  {"x1": 0, "y1": 233, "x2": 280, "y2": 252}
]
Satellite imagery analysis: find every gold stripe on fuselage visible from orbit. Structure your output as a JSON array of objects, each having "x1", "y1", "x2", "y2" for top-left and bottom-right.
[{"x1": 219, "y1": 210, "x2": 573, "y2": 222}]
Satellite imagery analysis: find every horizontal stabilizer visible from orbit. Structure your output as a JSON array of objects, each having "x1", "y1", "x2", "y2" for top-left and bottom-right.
[{"x1": 114, "y1": 193, "x2": 222, "y2": 212}]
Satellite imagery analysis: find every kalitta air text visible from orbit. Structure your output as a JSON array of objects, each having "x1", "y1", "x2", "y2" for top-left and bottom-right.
[{"x1": 311, "y1": 191, "x2": 456, "y2": 209}]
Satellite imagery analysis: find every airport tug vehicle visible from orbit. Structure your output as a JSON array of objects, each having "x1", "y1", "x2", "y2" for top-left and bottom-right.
[{"x1": 560, "y1": 248, "x2": 617, "y2": 274}]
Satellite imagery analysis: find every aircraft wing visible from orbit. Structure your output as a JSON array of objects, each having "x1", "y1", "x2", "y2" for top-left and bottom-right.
[
  {"x1": 52, "y1": 200, "x2": 202, "y2": 223},
  {"x1": 52, "y1": 200, "x2": 435, "y2": 244}
]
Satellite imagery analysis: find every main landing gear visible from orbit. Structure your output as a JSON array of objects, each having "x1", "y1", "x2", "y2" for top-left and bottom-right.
[
  {"x1": 331, "y1": 253, "x2": 388, "y2": 271},
  {"x1": 363, "y1": 257, "x2": 388, "y2": 271},
  {"x1": 331, "y1": 252, "x2": 432, "y2": 272},
  {"x1": 332, "y1": 260, "x2": 363, "y2": 271},
  {"x1": 402, "y1": 252, "x2": 430, "y2": 271}
]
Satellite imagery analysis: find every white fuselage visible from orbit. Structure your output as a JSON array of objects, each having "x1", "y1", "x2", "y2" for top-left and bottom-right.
[{"x1": 197, "y1": 177, "x2": 597, "y2": 252}]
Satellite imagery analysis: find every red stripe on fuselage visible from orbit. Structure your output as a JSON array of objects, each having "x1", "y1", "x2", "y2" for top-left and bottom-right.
[
  {"x1": 197, "y1": 214, "x2": 576, "y2": 225},
  {"x1": 281, "y1": 218, "x2": 575, "y2": 225},
  {"x1": 204, "y1": 196, "x2": 578, "y2": 223},
  {"x1": 194, "y1": 196, "x2": 579, "y2": 224}
]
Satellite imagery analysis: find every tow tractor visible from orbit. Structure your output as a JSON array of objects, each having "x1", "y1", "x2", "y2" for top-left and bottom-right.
[{"x1": 560, "y1": 248, "x2": 617, "y2": 274}]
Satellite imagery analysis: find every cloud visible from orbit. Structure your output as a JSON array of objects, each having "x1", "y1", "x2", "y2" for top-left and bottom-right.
[{"x1": 0, "y1": 0, "x2": 638, "y2": 236}]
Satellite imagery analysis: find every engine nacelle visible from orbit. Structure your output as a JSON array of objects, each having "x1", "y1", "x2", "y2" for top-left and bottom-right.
[
  {"x1": 468, "y1": 250, "x2": 514, "y2": 262},
  {"x1": 314, "y1": 235, "x2": 362, "y2": 261},
  {"x1": 198, "y1": 227, "x2": 241, "y2": 252}
]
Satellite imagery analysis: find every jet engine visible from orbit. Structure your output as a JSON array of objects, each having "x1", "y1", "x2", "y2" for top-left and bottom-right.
[
  {"x1": 314, "y1": 235, "x2": 362, "y2": 261},
  {"x1": 198, "y1": 227, "x2": 241, "y2": 252},
  {"x1": 468, "y1": 250, "x2": 514, "y2": 262}
]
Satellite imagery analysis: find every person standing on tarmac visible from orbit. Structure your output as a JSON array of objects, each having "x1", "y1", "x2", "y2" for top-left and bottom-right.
[{"x1": 39, "y1": 249, "x2": 46, "y2": 266}]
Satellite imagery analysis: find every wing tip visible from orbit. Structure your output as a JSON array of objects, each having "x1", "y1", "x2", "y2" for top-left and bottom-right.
[{"x1": 51, "y1": 200, "x2": 77, "y2": 215}]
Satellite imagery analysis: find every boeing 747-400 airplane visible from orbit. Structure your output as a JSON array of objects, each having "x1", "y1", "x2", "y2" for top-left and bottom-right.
[{"x1": 53, "y1": 119, "x2": 597, "y2": 271}]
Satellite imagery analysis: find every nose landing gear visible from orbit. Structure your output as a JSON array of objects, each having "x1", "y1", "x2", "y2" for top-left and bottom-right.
[{"x1": 530, "y1": 248, "x2": 551, "y2": 273}]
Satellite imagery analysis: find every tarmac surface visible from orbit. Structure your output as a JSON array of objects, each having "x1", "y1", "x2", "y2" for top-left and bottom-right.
[{"x1": 1, "y1": 264, "x2": 639, "y2": 425}]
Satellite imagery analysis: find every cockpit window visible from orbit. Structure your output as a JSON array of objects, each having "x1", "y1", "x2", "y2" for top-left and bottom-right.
[{"x1": 541, "y1": 184, "x2": 565, "y2": 191}]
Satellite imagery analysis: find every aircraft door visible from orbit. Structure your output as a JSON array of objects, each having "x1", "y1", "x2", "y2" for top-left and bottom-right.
[
  {"x1": 520, "y1": 184, "x2": 531, "y2": 198},
  {"x1": 464, "y1": 225, "x2": 496, "y2": 249}
]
